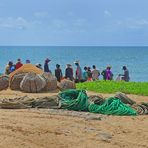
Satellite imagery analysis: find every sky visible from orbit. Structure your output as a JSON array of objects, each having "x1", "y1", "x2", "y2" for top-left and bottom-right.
[{"x1": 0, "y1": 0, "x2": 148, "y2": 46}]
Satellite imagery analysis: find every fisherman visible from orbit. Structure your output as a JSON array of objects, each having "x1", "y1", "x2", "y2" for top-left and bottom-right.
[
  {"x1": 65, "y1": 64, "x2": 73, "y2": 81},
  {"x1": 83, "y1": 66, "x2": 88, "y2": 82},
  {"x1": 101, "y1": 69, "x2": 107, "y2": 80},
  {"x1": 74, "y1": 61, "x2": 83, "y2": 83},
  {"x1": 5, "y1": 63, "x2": 10, "y2": 75},
  {"x1": 101, "y1": 65, "x2": 113, "y2": 80},
  {"x1": 55, "y1": 64, "x2": 63, "y2": 82},
  {"x1": 119, "y1": 66, "x2": 130, "y2": 82},
  {"x1": 106, "y1": 65, "x2": 113, "y2": 80},
  {"x1": 8, "y1": 61, "x2": 15, "y2": 73},
  {"x1": 44, "y1": 58, "x2": 52, "y2": 73},
  {"x1": 87, "y1": 67, "x2": 92, "y2": 81},
  {"x1": 15, "y1": 59, "x2": 23, "y2": 69},
  {"x1": 92, "y1": 65, "x2": 100, "y2": 81}
]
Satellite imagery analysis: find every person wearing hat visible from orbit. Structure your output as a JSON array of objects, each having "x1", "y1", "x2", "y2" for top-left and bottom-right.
[
  {"x1": 74, "y1": 61, "x2": 83, "y2": 82},
  {"x1": 65, "y1": 64, "x2": 74, "y2": 81},
  {"x1": 16, "y1": 58, "x2": 23, "y2": 69},
  {"x1": 44, "y1": 58, "x2": 52, "y2": 73},
  {"x1": 55, "y1": 64, "x2": 62, "y2": 82},
  {"x1": 119, "y1": 66, "x2": 130, "y2": 82}
]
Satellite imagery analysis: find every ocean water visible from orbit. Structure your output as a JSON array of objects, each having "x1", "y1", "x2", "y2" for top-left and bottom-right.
[{"x1": 0, "y1": 46, "x2": 148, "y2": 82}]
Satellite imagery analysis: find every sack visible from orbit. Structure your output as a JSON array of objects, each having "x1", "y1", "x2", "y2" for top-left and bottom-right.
[
  {"x1": 41, "y1": 72, "x2": 57, "y2": 91},
  {"x1": 20, "y1": 72, "x2": 46, "y2": 93},
  {"x1": 58, "y1": 79, "x2": 76, "y2": 91},
  {"x1": 0, "y1": 75, "x2": 9, "y2": 91},
  {"x1": 10, "y1": 73, "x2": 27, "y2": 90}
]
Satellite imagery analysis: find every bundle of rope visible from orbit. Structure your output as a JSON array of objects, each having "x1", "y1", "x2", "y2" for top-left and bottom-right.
[
  {"x1": 0, "y1": 75, "x2": 9, "y2": 90},
  {"x1": 58, "y1": 89, "x2": 89, "y2": 111},
  {"x1": 58, "y1": 89, "x2": 137, "y2": 116},
  {"x1": 0, "y1": 96, "x2": 59, "y2": 109},
  {"x1": 131, "y1": 103, "x2": 148, "y2": 115},
  {"x1": 88, "y1": 97, "x2": 137, "y2": 116}
]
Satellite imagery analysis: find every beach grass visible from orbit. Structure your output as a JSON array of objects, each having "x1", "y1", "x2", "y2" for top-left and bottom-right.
[{"x1": 76, "y1": 81, "x2": 148, "y2": 96}]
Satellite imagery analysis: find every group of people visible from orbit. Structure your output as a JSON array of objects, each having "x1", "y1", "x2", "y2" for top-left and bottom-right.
[
  {"x1": 63, "y1": 62, "x2": 130, "y2": 82},
  {"x1": 4, "y1": 58, "x2": 130, "y2": 82},
  {"x1": 43, "y1": 60, "x2": 109, "y2": 82}
]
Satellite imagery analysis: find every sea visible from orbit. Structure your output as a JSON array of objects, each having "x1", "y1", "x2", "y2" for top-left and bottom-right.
[{"x1": 0, "y1": 46, "x2": 148, "y2": 82}]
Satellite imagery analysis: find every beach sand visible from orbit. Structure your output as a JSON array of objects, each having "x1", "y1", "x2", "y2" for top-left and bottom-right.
[{"x1": 0, "y1": 90, "x2": 148, "y2": 148}]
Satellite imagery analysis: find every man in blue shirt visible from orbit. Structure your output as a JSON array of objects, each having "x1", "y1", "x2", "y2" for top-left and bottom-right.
[{"x1": 44, "y1": 58, "x2": 51, "y2": 73}]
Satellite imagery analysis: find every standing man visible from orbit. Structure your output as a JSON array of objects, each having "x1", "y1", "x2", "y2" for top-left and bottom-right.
[
  {"x1": 55, "y1": 64, "x2": 63, "y2": 82},
  {"x1": 44, "y1": 58, "x2": 52, "y2": 73},
  {"x1": 65, "y1": 64, "x2": 74, "y2": 81},
  {"x1": 101, "y1": 69, "x2": 107, "y2": 80},
  {"x1": 92, "y1": 65, "x2": 100, "y2": 81},
  {"x1": 74, "y1": 61, "x2": 83, "y2": 82}
]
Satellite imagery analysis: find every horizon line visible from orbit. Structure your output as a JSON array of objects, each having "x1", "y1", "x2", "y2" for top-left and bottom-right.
[{"x1": 0, "y1": 45, "x2": 148, "y2": 47}]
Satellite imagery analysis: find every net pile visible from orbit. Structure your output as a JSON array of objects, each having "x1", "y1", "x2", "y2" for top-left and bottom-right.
[
  {"x1": 88, "y1": 97, "x2": 137, "y2": 116},
  {"x1": 0, "y1": 96, "x2": 59, "y2": 109},
  {"x1": 59, "y1": 89, "x2": 89, "y2": 111},
  {"x1": 9, "y1": 64, "x2": 43, "y2": 81},
  {"x1": 59, "y1": 89, "x2": 137, "y2": 116},
  {"x1": 0, "y1": 75, "x2": 9, "y2": 90}
]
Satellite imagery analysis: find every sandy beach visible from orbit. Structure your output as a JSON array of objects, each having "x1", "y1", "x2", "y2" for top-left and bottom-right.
[{"x1": 0, "y1": 90, "x2": 148, "y2": 148}]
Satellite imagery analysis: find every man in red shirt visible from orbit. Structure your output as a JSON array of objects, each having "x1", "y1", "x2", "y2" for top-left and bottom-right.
[{"x1": 15, "y1": 59, "x2": 23, "y2": 69}]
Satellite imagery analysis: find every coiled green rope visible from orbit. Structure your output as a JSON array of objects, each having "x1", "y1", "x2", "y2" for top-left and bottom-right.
[
  {"x1": 89, "y1": 97, "x2": 137, "y2": 116},
  {"x1": 59, "y1": 89, "x2": 137, "y2": 116}
]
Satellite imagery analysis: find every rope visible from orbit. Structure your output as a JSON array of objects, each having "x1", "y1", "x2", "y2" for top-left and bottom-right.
[
  {"x1": 89, "y1": 97, "x2": 137, "y2": 116},
  {"x1": 59, "y1": 89, "x2": 137, "y2": 116}
]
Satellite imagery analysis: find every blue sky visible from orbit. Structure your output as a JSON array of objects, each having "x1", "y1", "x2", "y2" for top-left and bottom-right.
[{"x1": 0, "y1": 0, "x2": 148, "y2": 46}]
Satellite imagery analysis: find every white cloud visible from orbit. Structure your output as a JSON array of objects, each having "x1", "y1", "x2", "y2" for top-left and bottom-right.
[
  {"x1": 0, "y1": 15, "x2": 88, "y2": 33},
  {"x1": 46, "y1": 18, "x2": 88, "y2": 33},
  {"x1": 50, "y1": 19, "x2": 66, "y2": 29},
  {"x1": 104, "y1": 10, "x2": 111, "y2": 17},
  {"x1": 72, "y1": 18, "x2": 87, "y2": 27},
  {"x1": 117, "y1": 18, "x2": 148, "y2": 29},
  {"x1": 34, "y1": 11, "x2": 49, "y2": 18},
  {"x1": 0, "y1": 17, "x2": 29, "y2": 30}
]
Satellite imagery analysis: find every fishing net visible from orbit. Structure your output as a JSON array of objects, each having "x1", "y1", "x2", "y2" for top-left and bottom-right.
[
  {"x1": 9, "y1": 64, "x2": 43, "y2": 81},
  {"x1": 0, "y1": 96, "x2": 59, "y2": 109},
  {"x1": 59, "y1": 89, "x2": 137, "y2": 116},
  {"x1": 131, "y1": 103, "x2": 148, "y2": 115},
  {"x1": 58, "y1": 79, "x2": 76, "y2": 91},
  {"x1": 88, "y1": 97, "x2": 137, "y2": 116},
  {"x1": 0, "y1": 75, "x2": 9, "y2": 90},
  {"x1": 115, "y1": 92, "x2": 136, "y2": 105},
  {"x1": 58, "y1": 89, "x2": 89, "y2": 111}
]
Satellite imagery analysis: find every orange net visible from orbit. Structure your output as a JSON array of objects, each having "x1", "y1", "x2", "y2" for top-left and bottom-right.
[{"x1": 9, "y1": 64, "x2": 43, "y2": 81}]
